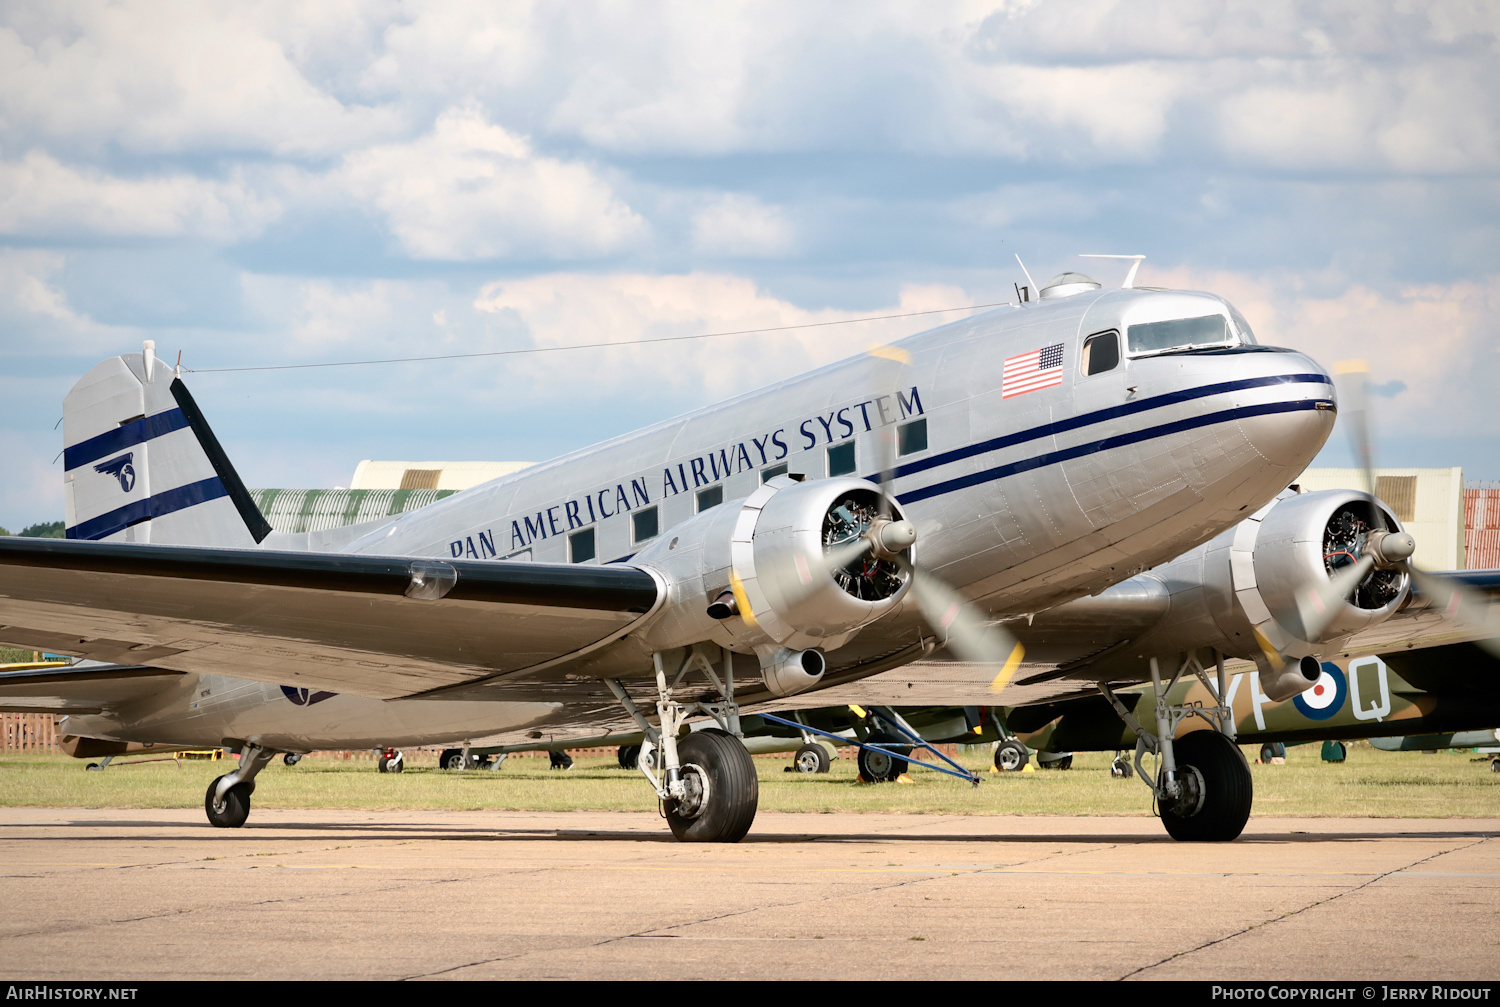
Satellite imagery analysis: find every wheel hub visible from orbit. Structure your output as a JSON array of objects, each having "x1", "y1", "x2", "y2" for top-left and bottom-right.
[
  {"x1": 674, "y1": 764, "x2": 711, "y2": 819},
  {"x1": 1166, "y1": 764, "x2": 1206, "y2": 818},
  {"x1": 796, "y1": 751, "x2": 821, "y2": 773}
]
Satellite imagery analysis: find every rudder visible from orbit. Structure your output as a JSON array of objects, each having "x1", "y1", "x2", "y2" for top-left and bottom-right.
[{"x1": 63, "y1": 341, "x2": 271, "y2": 546}]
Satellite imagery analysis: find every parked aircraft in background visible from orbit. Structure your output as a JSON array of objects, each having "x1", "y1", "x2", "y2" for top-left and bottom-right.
[
  {"x1": 5, "y1": 265, "x2": 1493, "y2": 842},
  {"x1": 1005, "y1": 638, "x2": 1500, "y2": 773}
]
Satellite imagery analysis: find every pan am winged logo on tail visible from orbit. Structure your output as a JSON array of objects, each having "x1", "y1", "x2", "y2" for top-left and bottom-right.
[{"x1": 94, "y1": 452, "x2": 135, "y2": 492}]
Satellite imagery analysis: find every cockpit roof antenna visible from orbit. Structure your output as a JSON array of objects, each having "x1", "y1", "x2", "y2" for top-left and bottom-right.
[
  {"x1": 1014, "y1": 253, "x2": 1038, "y2": 297},
  {"x1": 1080, "y1": 254, "x2": 1146, "y2": 289}
]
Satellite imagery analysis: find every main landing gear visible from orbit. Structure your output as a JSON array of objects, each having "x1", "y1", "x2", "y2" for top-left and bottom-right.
[
  {"x1": 205, "y1": 743, "x2": 276, "y2": 828},
  {"x1": 605, "y1": 645, "x2": 758, "y2": 843},
  {"x1": 1099, "y1": 651, "x2": 1253, "y2": 842}
]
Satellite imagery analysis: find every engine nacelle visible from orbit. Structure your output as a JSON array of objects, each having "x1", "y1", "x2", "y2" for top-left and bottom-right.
[
  {"x1": 1208, "y1": 489, "x2": 1410, "y2": 661},
  {"x1": 634, "y1": 476, "x2": 914, "y2": 666}
]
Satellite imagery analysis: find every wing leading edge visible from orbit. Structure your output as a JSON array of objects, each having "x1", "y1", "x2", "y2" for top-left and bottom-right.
[{"x1": 0, "y1": 537, "x2": 663, "y2": 700}]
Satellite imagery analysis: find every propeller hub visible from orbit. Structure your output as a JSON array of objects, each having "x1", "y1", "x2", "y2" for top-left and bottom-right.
[
  {"x1": 1369, "y1": 530, "x2": 1415, "y2": 566},
  {"x1": 871, "y1": 519, "x2": 917, "y2": 558}
]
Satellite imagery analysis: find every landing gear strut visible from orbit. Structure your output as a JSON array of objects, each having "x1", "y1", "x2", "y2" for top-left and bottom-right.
[
  {"x1": 605, "y1": 645, "x2": 758, "y2": 843},
  {"x1": 205, "y1": 743, "x2": 276, "y2": 828},
  {"x1": 377, "y1": 747, "x2": 404, "y2": 772},
  {"x1": 1099, "y1": 651, "x2": 1252, "y2": 842}
]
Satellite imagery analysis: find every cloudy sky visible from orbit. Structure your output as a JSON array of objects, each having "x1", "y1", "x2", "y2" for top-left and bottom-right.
[{"x1": 3, "y1": 1, "x2": 1498, "y2": 530}]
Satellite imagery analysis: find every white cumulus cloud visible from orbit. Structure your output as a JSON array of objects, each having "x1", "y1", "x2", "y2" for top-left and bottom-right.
[{"x1": 337, "y1": 106, "x2": 646, "y2": 260}]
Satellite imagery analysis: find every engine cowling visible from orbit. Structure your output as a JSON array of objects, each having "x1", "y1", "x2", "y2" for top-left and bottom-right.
[
  {"x1": 1210, "y1": 489, "x2": 1410, "y2": 660},
  {"x1": 634, "y1": 476, "x2": 914, "y2": 690}
]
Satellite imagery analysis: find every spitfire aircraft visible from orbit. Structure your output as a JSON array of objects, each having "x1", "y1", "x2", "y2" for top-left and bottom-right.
[{"x1": 7, "y1": 266, "x2": 1481, "y2": 843}]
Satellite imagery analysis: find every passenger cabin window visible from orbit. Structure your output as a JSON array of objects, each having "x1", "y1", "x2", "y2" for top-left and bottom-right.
[
  {"x1": 897, "y1": 418, "x2": 927, "y2": 456},
  {"x1": 827, "y1": 441, "x2": 856, "y2": 476},
  {"x1": 696, "y1": 485, "x2": 723, "y2": 512},
  {"x1": 1082, "y1": 331, "x2": 1119, "y2": 375},
  {"x1": 1127, "y1": 314, "x2": 1231, "y2": 355},
  {"x1": 632, "y1": 506, "x2": 659, "y2": 544},
  {"x1": 762, "y1": 463, "x2": 788, "y2": 482},
  {"x1": 569, "y1": 528, "x2": 595, "y2": 563}
]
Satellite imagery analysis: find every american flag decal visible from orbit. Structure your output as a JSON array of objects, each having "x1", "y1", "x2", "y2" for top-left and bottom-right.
[{"x1": 1002, "y1": 343, "x2": 1065, "y2": 398}]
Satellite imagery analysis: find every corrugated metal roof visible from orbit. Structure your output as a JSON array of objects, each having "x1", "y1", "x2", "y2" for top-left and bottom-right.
[
  {"x1": 349, "y1": 460, "x2": 531, "y2": 491},
  {"x1": 248, "y1": 488, "x2": 456, "y2": 534},
  {"x1": 1466, "y1": 488, "x2": 1500, "y2": 569}
]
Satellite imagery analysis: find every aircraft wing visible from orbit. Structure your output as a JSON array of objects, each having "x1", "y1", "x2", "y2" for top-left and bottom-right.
[
  {"x1": 0, "y1": 537, "x2": 661, "y2": 701},
  {"x1": 0, "y1": 662, "x2": 184, "y2": 714}
]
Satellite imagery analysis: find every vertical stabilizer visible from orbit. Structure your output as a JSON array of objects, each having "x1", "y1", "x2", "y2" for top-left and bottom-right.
[{"x1": 63, "y1": 344, "x2": 271, "y2": 545}]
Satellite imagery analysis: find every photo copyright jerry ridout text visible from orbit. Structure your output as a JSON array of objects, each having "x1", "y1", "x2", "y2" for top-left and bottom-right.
[{"x1": 1212, "y1": 989, "x2": 1492, "y2": 1001}]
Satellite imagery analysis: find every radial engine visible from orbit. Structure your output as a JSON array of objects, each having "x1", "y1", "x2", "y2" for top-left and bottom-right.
[{"x1": 634, "y1": 476, "x2": 916, "y2": 696}]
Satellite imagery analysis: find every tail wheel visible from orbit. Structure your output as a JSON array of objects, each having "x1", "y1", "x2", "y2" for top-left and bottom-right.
[
  {"x1": 665, "y1": 729, "x2": 759, "y2": 843},
  {"x1": 1110, "y1": 756, "x2": 1134, "y2": 779},
  {"x1": 994, "y1": 740, "x2": 1029, "y2": 772},
  {"x1": 857, "y1": 737, "x2": 910, "y2": 782},
  {"x1": 792, "y1": 743, "x2": 831, "y2": 774},
  {"x1": 1160, "y1": 732, "x2": 1253, "y2": 842},
  {"x1": 618, "y1": 745, "x2": 641, "y2": 770},
  {"x1": 549, "y1": 750, "x2": 574, "y2": 770},
  {"x1": 440, "y1": 749, "x2": 466, "y2": 771},
  {"x1": 205, "y1": 776, "x2": 251, "y2": 829}
]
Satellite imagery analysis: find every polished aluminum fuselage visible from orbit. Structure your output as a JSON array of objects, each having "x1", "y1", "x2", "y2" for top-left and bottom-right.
[
  {"x1": 62, "y1": 672, "x2": 560, "y2": 751},
  {"x1": 335, "y1": 287, "x2": 1334, "y2": 648}
]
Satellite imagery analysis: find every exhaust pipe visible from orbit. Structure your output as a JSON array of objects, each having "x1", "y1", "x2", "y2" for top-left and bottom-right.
[
  {"x1": 1259, "y1": 654, "x2": 1322, "y2": 703},
  {"x1": 759, "y1": 648, "x2": 826, "y2": 697}
]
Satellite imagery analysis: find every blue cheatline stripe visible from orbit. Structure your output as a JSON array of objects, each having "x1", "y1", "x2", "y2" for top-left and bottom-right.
[
  {"x1": 66, "y1": 477, "x2": 228, "y2": 541},
  {"x1": 866, "y1": 373, "x2": 1330, "y2": 484},
  {"x1": 897, "y1": 398, "x2": 1328, "y2": 505},
  {"x1": 63, "y1": 409, "x2": 191, "y2": 472}
]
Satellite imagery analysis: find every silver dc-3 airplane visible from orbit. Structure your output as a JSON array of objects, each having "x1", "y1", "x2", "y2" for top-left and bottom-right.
[{"x1": 5, "y1": 265, "x2": 1489, "y2": 842}]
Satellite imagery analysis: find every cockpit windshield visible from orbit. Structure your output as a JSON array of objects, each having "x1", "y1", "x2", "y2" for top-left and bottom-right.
[
  {"x1": 1228, "y1": 305, "x2": 1258, "y2": 344},
  {"x1": 1127, "y1": 314, "x2": 1234, "y2": 355}
]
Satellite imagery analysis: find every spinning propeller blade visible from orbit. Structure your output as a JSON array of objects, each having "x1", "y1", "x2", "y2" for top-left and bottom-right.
[{"x1": 1319, "y1": 362, "x2": 1500, "y2": 656}]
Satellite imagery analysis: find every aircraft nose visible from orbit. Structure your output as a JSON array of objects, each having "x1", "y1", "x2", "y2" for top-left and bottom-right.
[{"x1": 1237, "y1": 352, "x2": 1337, "y2": 467}]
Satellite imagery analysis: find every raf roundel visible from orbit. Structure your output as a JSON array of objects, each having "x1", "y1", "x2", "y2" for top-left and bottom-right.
[{"x1": 1292, "y1": 663, "x2": 1348, "y2": 721}]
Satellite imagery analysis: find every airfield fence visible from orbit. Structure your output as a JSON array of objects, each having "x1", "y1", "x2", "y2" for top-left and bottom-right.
[{"x1": 2, "y1": 714, "x2": 61, "y2": 752}]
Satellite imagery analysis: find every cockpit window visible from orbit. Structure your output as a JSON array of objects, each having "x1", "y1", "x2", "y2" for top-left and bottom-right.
[
  {"x1": 1127, "y1": 314, "x2": 1231, "y2": 355},
  {"x1": 1228, "y1": 306, "x2": 1258, "y2": 344},
  {"x1": 1082, "y1": 331, "x2": 1119, "y2": 375}
]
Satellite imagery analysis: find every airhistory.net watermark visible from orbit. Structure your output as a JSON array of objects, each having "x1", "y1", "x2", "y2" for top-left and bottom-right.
[{"x1": 5, "y1": 988, "x2": 139, "y2": 1000}]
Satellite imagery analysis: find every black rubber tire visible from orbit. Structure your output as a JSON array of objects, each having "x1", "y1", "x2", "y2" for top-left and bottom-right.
[
  {"x1": 378, "y1": 757, "x2": 390, "y2": 773},
  {"x1": 665, "y1": 729, "x2": 758, "y2": 843},
  {"x1": 550, "y1": 750, "x2": 574, "y2": 770},
  {"x1": 1110, "y1": 757, "x2": 1135, "y2": 779},
  {"x1": 282, "y1": 753, "x2": 302, "y2": 767},
  {"x1": 1491, "y1": 759, "x2": 1499, "y2": 774},
  {"x1": 994, "y1": 740, "x2": 1029, "y2": 772},
  {"x1": 1259, "y1": 742, "x2": 1286, "y2": 763},
  {"x1": 1042, "y1": 754, "x2": 1073, "y2": 770},
  {"x1": 618, "y1": 745, "x2": 640, "y2": 769},
  {"x1": 1160, "y1": 732, "x2": 1253, "y2": 842},
  {"x1": 857, "y1": 738, "x2": 910, "y2": 782},
  {"x1": 440, "y1": 749, "x2": 466, "y2": 771},
  {"x1": 205, "y1": 776, "x2": 252, "y2": 829},
  {"x1": 792, "y1": 743, "x2": 831, "y2": 774}
]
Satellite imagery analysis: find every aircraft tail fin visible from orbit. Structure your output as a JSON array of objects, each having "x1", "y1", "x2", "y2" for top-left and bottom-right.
[{"x1": 62, "y1": 342, "x2": 271, "y2": 545}]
